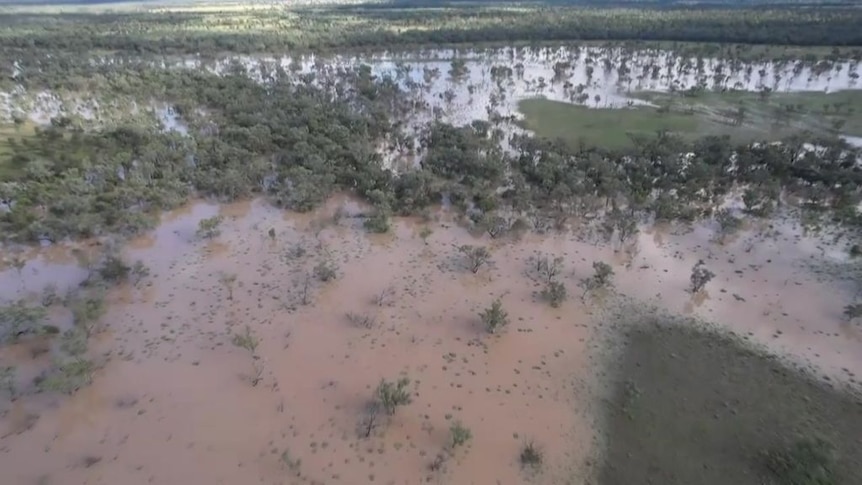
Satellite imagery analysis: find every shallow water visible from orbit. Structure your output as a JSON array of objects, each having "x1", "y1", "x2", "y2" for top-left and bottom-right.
[
  {"x1": 1, "y1": 198, "x2": 859, "y2": 484},
  {"x1": 3, "y1": 45, "x2": 860, "y2": 135}
]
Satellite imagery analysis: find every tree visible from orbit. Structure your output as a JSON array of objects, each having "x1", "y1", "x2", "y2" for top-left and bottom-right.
[
  {"x1": 480, "y1": 299, "x2": 509, "y2": 334},
  {"x1": 534, "y1": 253, "x2": 564, "y2": 283},
  {"x1": 459, "y1": 245, "x2": 491, "y2": 273},
  {"x1": 376, "y1": 377, "x2": 412, "y2": 415},
  {"x1": 690, "y1": 260, "x2": 715, "y2": 293}
]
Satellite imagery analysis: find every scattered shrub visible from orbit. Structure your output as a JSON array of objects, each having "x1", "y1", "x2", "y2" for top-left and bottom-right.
[
  {"x1": 480, "y1": 299, "x2": 509, "y2": 334},
  {"x1": 376, "y1": 377, "x2": 412, "y2": 415}
]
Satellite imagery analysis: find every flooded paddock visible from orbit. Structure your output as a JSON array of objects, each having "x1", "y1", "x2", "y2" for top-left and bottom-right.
[{"x1": 1, "y1": 196, "x2": 860, "y2": 484}]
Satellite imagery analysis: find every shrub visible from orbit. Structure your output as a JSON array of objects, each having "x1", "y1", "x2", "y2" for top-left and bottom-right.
[
  {"x1": 520, "y1": 441, "x2": 543, "y2": 469},
  {"x1": 449, "y1": 421, "x2": 473, "y2": 450},
  {"x1": 232, "y1": 325, "x2": 258, "y2": 354},
  {"x1": 364, "y1": 208, "x2": 391, "y2": 234},
  {"x1": 38, "y1": 359, "x2": 93, "y2": 394},
  {"x1": 346, "y1": 312, "x2": 376, "y2": 329},
  {"x1": 376, "y1": 377, "x2": 412, "y2": 415},
  {"x1": 313, "y1": 260, "x2": 338, "y2": 282},
  {"x1": 541, "y1": 281, "x2": 568, "y2": 308},
  {"x1": 98, "y1": 255, "x2": 131, "y2": 282},
  {"x1": 480, "y1": 299, "x2": 509, "y2": 334},
  {"x1": 196, "y1": 216, "x2": 223, "y2": 239},
  {"x1": 0, "y1": 300, "x2": 48, "y2": 344}
]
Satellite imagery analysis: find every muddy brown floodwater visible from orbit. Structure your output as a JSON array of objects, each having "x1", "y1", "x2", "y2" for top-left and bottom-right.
[{"x1": 1, "y1": 196, "x2": 860, "y2": 485}]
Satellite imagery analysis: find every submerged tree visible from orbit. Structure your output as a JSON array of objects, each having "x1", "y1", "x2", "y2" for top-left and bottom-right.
[
  {"x1": 689, "y1": 260, "x2": 715, "y2": 293},
  {"x1": 582, "y1": 261, "x2": 615, "y2": 299}
]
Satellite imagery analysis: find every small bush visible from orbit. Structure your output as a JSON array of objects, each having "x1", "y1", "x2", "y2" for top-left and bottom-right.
[
  {"x1": 520, "y1": 441, "x2": 543, "y2": 469},
  {"x1": 0, "y1": 300, "x2": 48, "y2": 344},
  {"x1": 346, "y1": 312, "x2": 376, "y2": 329},
  {"x1": 582, "y1": 261, "x2": 615, "y2": 298},
  {"x1": 196, "y1": 216, "x2": 223, "y2": 239},
  {"x1": 364, "y1": 209, "x2": 391, "y2": 234},
  {"x1": 98, "y1": 255, "x2": 131, "y2": 282},
  {"x1": 232, "y1": 325, "x2": 258, "y2": 354},
  {"x1": 376, "y1": 377, "x2": 412, "y2": 415},
  {"x1": 38, "y1": 359, "x2": 93, "y2": 394},
  {"x1": 541, "y1": 281, "x2": 567, "y2": 308},
  {"x1": 480, "y1": 299, "x2": 509, "y2": 334},
  {"x1": 313, "y1": 260, "x2": 338, "y2": 282},
  {"x1": 1, "y1": 366, "x2": 16, "y2": 398},
  {"x1": 449, "y1": 421, "x2": 473, "y2": 449}
]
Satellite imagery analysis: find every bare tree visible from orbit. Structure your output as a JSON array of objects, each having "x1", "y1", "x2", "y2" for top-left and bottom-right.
[
  {"x1": 459, "y1": 245, "x2": 491, "y2": 273},
  {"x1": 219, "y1": 272, "x2": 237, "y2": 300}
]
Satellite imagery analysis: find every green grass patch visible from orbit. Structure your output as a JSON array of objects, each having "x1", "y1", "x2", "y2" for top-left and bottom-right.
[
  {"x1": 596, "y1": 309, "x2": 862, "y2": 485},
  {"x1": 520, "y1": 89, "x2": 862, "y2": 149},
  {"x1": 518, "y1": 98, "x2": 699, "y2": 150},
  {"x1": 0, "y1": 121, "x2": 37, "y2": 180}
]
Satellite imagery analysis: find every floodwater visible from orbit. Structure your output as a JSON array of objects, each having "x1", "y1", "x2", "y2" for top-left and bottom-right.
[
  {"x1": 3, "y1": 45, "x2": 860, "y2": 135},
  {"x1": 1, "y1": 197, "x2": 860, "y2": 484}
]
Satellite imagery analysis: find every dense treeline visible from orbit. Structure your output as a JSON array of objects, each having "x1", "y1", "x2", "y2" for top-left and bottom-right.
[
  {"x1": 1, "y1": 5, "x2": 862, "y2": 62},
  {"x1": 2, "y1": 61, "x2": 860, "y2": 242}
]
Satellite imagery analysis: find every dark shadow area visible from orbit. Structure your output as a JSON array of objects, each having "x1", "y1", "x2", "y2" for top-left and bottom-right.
[{"x1": 599, "y1": 313, "x2": 862, "y2": 485}]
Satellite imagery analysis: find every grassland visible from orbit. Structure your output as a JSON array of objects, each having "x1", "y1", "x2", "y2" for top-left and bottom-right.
[
  {"x1": 596, "y1": 309, "x2": 862, "y2": 485},
  {"x1": 519, "y1": 89, "x2": 862, "y2": 149}
]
